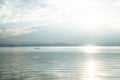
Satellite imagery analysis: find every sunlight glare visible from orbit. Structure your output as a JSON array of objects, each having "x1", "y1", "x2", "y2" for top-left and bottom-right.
[
  {"x1": 48, "y1": 0, "x2": 108, "y2": 33},
  {"x1": 87, "y1": 60, "x2": 96, "y2": 80},
  {"x1": 82, "y1": 45, "x2": 99, "y2": 53}
]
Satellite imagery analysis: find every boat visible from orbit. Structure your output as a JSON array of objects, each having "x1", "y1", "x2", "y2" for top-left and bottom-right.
[{"x1": 34, "y1": 47, "x2": 40, "y2": 49}]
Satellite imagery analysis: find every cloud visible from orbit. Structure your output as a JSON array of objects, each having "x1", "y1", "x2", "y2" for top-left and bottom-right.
[
  {"x1": 0, "y1": 0, "x2": 63, "y2": 24},
  {"x1": 112, "y1": 1, "x2": 120, "y2": 7},
  {"x1": 0, "y1": 0, "x2": 64, "y2": 38},
  {"x1": 0, "y1": 0, "x2": 106, "y2": 25},
  {"x1": 0, "y1": 0, "x2": 120, "y2": 39},
  {"x1": 0, "y1": 26, "x2": 37, "y2": 39}
]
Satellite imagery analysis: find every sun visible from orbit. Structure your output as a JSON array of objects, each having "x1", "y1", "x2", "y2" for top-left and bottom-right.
[{"x1": 82, "y1": 45, "x2": 99, "y2": 53}]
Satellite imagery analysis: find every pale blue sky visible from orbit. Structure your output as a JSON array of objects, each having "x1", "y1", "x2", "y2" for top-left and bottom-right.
[{"x1": 0, "y1": 0, "x2": 120, "y2": 45}]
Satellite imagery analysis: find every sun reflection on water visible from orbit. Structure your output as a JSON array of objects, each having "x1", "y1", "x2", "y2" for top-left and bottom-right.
[
  {"x1": 87, "y1": 60, "x2": 96, "y2": 80},
  {"x1": 82, "y1": 59, "x2": 99, "y2": 80}
]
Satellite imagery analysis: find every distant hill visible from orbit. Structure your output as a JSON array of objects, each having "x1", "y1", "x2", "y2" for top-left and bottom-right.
[
  {"x1": 0, "y1": 42, "x2": 120, "y2": 47},
  {"x1": 0, "y1": 43, "x2": 77, "y2": 47}
]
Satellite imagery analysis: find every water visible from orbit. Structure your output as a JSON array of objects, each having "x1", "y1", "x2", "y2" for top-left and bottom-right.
[{"x1": 0, "y1": 46, "x2": 120, "y2": 80}]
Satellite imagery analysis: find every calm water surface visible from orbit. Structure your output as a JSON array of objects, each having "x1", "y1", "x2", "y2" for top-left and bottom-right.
[{"x1": 0, "y1": 46, "x2": 120, "y2": 80}]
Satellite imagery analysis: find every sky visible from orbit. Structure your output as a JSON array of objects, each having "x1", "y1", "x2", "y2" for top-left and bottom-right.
[{"x1": 0, "y1": 0, "x2": 120, "y2": 45}]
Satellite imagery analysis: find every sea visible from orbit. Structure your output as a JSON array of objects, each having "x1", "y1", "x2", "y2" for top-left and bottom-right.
[{"x1": 0, "y1": 46, "x2": 120, "y2": 80}]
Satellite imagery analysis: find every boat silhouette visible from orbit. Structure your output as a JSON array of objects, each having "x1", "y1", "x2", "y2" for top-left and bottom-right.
[{"x1": 34, "y1": 47, "x2": 40, "y2": 49}]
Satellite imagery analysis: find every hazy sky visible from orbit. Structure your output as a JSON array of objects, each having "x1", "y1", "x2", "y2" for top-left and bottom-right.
[{"x1": 0, "y1": 0, "x2": 120, "y2": 45}]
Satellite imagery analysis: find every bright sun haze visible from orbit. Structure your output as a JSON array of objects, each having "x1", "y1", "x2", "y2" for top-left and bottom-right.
[
  {"x1": 82, "y1": 45, "x2": 99, "y2": 53},
  {"x1": 0, "y1": 0, "x2": 120, "y2": 45}
]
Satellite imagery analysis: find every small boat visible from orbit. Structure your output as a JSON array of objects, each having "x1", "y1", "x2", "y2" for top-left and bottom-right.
[{"x1": 34, "y1": 47, "x2": 40, "y2": 49}]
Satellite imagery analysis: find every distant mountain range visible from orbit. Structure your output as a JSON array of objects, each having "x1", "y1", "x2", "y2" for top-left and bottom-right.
[
  {"x1": 0, "y1": 43, "x2": 76, "y2": 47},
  {"x1": 0, "y1": 42, "x2": 120, "y2": 47}
]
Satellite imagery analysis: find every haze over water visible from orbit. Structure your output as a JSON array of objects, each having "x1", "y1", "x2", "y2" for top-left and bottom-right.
[
  {"x1": 0, "y1": 46, "x2": 120, "y2": 80},
  {"x1": 0, "y1": 0, "x2": 120, "y2": 80}
]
